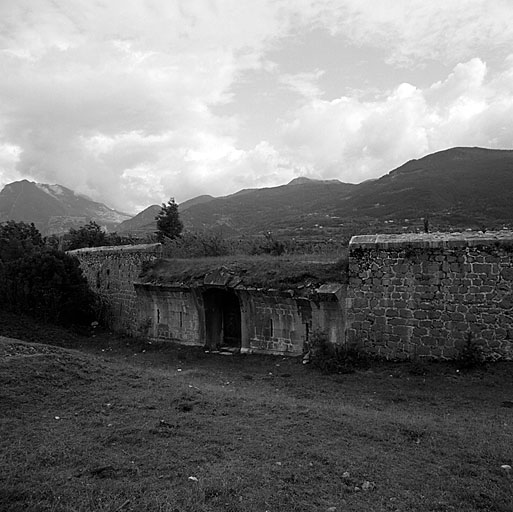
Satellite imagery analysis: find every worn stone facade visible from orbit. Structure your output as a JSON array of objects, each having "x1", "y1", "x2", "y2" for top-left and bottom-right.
[
  {"x1": 71, "y1": 232, "x2": 513, "y2": 360},
  {"x1": 135, "y1": 285, "x2": 202, "y2": 345},
  {"x1": 346, "y1": 232, "x2": 513, "y2": 360},
  {"x1": 134, "y1": 283, "x2": 345, "y2": 356},
  {"x1": 69, "y1": 244, "x2": 162, "y2": 333}
]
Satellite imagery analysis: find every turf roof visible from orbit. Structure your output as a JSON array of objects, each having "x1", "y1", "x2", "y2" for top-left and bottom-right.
[{"x1": 139, "y1": 255, "x2": 348, "y2": 291}]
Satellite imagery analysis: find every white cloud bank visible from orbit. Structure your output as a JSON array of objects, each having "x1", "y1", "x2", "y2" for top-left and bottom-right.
[
  {"x1": 278, "y1": 57, "x2": 513, "y2": 182},
  {"x1": 0, "y1": 1, "x2": 513, "y2": 213}
]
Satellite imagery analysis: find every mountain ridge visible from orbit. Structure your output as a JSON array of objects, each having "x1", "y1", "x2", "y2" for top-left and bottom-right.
[
  {"x1": 0, "y1": 180, "x2": 131, "y2": 235},
  {"x1": 2, "y1": 147, "x2": 513, "y2": 239}
]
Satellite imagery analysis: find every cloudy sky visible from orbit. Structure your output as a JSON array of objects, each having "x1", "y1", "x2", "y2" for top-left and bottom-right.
[{"x1": 1, "y1": 0, "x2": 513, "y2": 214}]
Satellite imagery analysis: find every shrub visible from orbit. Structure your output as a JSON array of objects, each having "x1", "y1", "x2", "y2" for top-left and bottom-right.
[
  {"x1": 249, "y1": 232, "x2": 286, "y2": 256},
  {"x1": 305, "y1": 330, "x2": 367, "y2": 373},
  {"x1": 0, "y1": 249, "x2": 97, "y2": 325},
  {"x1": 456, "y1": 332, "x2": 486, "y2": 369},
  {"x1": 0, "y1": 221, "x2": 97, "y2": 326},
  {"x1": 162, "y1": 231, "x2": 230, "y2": 258}
]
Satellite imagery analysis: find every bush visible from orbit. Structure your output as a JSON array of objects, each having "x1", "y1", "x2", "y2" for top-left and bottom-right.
[
  {"x1": 162, "y1": 231, "x2": 230, "y2": 258},
  {"x1": 0, "y1": 249, "x2": 97, "y2": 325},
  {"x1": 249, "y1": 232, "x2": 286, "y2": 256},
  {"x1": 456, "y1": 332, "x2": 486, "y2": 369},
  {"x1": 305, "y1": 330, "x2": 367, "y2": 373},
  {"x1": 0, "y1": 221, "x2": 97, "y2": 326}
]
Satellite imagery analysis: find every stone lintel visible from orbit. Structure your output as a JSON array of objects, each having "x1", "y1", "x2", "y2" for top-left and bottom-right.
[{"x1": 135, "y1": 281, "x2": 343, "y2": 300}]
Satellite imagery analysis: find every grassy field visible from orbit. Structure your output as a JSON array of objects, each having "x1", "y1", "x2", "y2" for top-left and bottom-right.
[{"x1": 1, "y1": 313, "x2": 512, "y2": 512}]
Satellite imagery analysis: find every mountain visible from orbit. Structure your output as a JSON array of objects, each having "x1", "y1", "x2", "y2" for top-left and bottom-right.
[
  {"x1": 7, "y1": 147, "x2": 513, "y2": 240},
  {"x1": 334, "y1": 147, "x2": 513, "y2": 229},
  {"x1": 178, "y1": 147, "x2": 513, "y2": 239},
  {"x1": 116, "y1": 205, "x2": 161, "y2": 236},
  {"x1": 0, "y1": 180, "x2": 131, "y2": 235},
  {"x1": 179, "y1": 178, "x2": 357, "y2": 237},
  {"x1": 179, "y1": 195, "x2": 215, "y2": 211}
]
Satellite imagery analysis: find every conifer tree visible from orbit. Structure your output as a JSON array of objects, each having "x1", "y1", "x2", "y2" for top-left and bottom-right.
[{"x1": 155, "y1": 198, "x2": 183, "y2": 242}]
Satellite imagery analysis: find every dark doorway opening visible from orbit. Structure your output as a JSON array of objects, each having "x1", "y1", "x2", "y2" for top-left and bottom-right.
[{"x1": 203, "y1": 288, "x2": 241, "y2": 350}]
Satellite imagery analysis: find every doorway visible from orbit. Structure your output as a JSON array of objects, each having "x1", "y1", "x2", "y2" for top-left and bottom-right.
[{"x1": 203, "y1": 288, "x2": 241, "y2": 350}]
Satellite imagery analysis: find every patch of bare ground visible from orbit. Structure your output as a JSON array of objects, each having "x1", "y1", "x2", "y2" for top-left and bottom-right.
[{"x1": 0, "y1": 311, "x2": 512, "y2": 512}]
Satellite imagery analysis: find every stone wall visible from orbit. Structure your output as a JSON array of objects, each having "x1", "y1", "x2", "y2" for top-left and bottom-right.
[
  {"x1": 241, "y1": 287, "x2": 346, "y2": 355},
  {"x1": 135, "y1": 284, "x2": 203, "y2": 345},
  {"x1": 69, "y1": 244, "x2": 161, "y2": 333},
  {"x1": 346, "y1": 232, "x2": 513, "y2": 360},
  {"x1": 133, "y1": 284, "x2": 346, "y2": 356},
  {"x1": 241, "y1": 291, "x2": 309, "y2": 354},
  {"x1": 71, "y1": 233, "x2": 513, "y2": 360}
]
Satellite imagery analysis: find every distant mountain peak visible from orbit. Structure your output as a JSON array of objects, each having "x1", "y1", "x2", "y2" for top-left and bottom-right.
[{"x1": 0, "y1": 179, "x2": 131, "y2": 235}]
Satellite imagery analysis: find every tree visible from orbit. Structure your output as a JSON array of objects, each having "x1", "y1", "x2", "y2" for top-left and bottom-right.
[
  {"x1": 0, "y1": 220, "x2": 44, "y2": 262},
  {"x1": 155, "y1": 198, "x2": 183, "y2": 242},
  {"x1": 66, "y1": 221, "x2": 107, "y2": 250},
  {"x1": 0, "y1": 221, "x2": 97, "y2": 325}
]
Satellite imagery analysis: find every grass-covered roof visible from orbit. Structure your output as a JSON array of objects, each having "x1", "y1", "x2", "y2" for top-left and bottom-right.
[{"x1": 139, "y1": 254, "x2": 348, "y2": 291}]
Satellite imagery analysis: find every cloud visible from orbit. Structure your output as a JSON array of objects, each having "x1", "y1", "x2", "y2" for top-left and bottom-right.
[
  {"x1": 277, "y1": 58, "x2": 513, "y2": 182},
  {"x1": 308, "y1": 0, "x2": 513, "y2": 66},
  {"x1": 1, "y1": 1, "x2": 513, "y2": 215},
  {"x1": 0, "y1": 0, "x2": 280, "y2": 211},
  {"x1": 279, "y1": 70, "x2": 326, "y2": 99}
]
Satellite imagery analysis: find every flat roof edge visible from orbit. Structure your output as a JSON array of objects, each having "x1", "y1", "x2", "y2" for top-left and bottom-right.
[{"x1": 349, "y1": 231, "x2": 513, "y2": 250}]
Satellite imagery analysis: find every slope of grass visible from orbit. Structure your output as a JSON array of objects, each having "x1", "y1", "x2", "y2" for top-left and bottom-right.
[{"x1": 1, "y1": 313, "x2": 512, "y2": 512}]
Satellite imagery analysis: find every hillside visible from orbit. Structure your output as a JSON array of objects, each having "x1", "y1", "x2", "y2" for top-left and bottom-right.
[
  {"x1": 116, "y1": 204, "x2": 161, "y2": 236},
  {"x1": 179, "y1": 178, "x2": 357, "y2": 237},
  {"x1": 0, "y1": 180, "x2": 130, "y2": 235},
  {"x1": 3, "y1": 147, "x2": 513, "y2": 240},
  {"x1": 337, "y1": 147, "x2": 513, "y2": 227},
  {"x1": 178, "y1": 147, "x2": 513, "y2": 239}
]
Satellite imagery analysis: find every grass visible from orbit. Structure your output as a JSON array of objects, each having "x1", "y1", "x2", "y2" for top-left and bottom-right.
[
  {"x1": 140, "y1": 253, "x2": 348, "y2": 290},
  {"x1": 1, "y1": 312, "x2": 512, "y2": 511}
]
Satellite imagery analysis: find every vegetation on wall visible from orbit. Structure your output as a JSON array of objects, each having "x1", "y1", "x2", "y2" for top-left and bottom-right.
[
  {"x1": 0, "y1": 221, "x2": 97, "y2": 325},
  {"x1": 161, "y1": 230, "x2": 230, "y2": 258},
  {"x1": 140, "y1": 254, "x2": 348, "y2": 290}
]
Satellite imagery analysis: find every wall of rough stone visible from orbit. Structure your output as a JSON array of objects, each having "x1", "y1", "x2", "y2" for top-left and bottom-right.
[
  {"x1": 69, "y1": 244, "x2": 162, "y2": 333},
  {"x1": 346, "y1": 232, "x2": 513, "y2": 360}
]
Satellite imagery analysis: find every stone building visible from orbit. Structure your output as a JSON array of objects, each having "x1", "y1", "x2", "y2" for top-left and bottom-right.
[
  {"x1": 70, "y1": 246, "x2": 346, "y2": 356},
  {"x1": 71, "y1": 231, "x2": 513, "y2": 360}
]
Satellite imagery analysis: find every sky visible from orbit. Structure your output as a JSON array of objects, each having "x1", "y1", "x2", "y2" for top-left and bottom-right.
[{"x1": 1, "y1": 0, "x2": 513, "y2": 214}]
